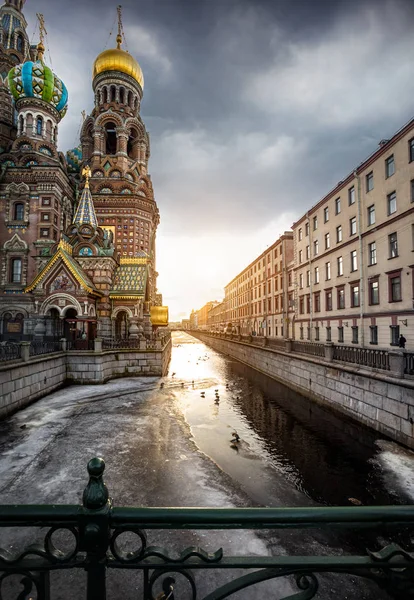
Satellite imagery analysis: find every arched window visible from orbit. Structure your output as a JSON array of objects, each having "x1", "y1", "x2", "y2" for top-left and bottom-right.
[
  {"x1": 110, "y1": 85, "x2": 116, "y2": 103},
  {"x1": 17, "y1": 34, "x2": 23, "y2": 52},
  {"x1": 105, "y1": 122, "x2": 117, "y2": 155},
  {"x1": 11, "y1": 258, "x2": 22, "y2": 283},
  {"x1": 127, "y1": 128, "x2": 139, "y2": 160},
  {"x1": 119, "y1": 87, "x2": 125, "y2": 104},
  {"x1": 36, "y1": 116, "x2": 43, "y2": 136},
  {"x1": 18, "y1": 114, "x2": 23, "y2": 133},
  {"x1": 13, "y1": 203, "x2": 24, "y2": 220}
]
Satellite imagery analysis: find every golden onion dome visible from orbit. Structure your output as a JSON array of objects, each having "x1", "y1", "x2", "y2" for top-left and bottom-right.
[{"x1": 93, "y1": 35, "x2": 144, "y2": 89}]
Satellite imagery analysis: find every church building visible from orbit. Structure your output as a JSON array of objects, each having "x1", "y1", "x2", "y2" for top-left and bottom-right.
[{"x1": 0, "y1": 1, "x2": 167, "y2": 343}]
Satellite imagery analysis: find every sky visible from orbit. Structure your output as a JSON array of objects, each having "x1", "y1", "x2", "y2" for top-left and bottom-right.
[{"x1": 23, "y1": 0, "x2": 414, "y2": 321}]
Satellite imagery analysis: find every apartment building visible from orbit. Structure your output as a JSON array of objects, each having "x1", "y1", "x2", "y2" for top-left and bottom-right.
[
  {"x1": 293, "y1": 119, "x2": 414, "y2": 347},
  {"x1": 197, "y1": 301, "x2": 220, "y2": 330},
  {"x1": 223, "y1": 232, "x2": 294, "y2": 337},
  {"x1": 207, "y1": 301, "x2": 226, "y2": 331}
]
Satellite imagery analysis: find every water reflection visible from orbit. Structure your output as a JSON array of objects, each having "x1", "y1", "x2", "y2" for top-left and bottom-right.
[{"x1": 169, "y1": 332, "x2": 412, "y2": 508}]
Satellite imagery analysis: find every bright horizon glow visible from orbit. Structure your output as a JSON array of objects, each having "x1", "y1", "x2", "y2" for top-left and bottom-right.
[{"x1": 157, "y1": 214, "x2": 296, "y2": 321}]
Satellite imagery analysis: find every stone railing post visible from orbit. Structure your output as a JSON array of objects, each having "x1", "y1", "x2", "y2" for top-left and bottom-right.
[
  {"x1": 94, "y1": 338, "x2": 102, "y2": 353},
  {"x1": 139, "y1": 340, "x2": 146, "y2": 350},
  {"x1": 60, "y1": 338, "x2": 67, "y2": 352},
  {"x1": 20, "y1": 341, "x2": 30, "y2": 362},
  {"x1": 388, "y1": 350, "x2": 405, "y2": 379},
  {"x1": 285, "y1": 339, "x2": 292, "y2": 353},
  {"x1": 324, "y1": 342, "x2": 334, "y2": 362},
  {"x1": 263, "y1": 337, "x2": 268, "y2": 347}
]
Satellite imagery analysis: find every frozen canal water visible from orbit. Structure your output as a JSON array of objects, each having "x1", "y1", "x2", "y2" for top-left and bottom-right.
[{"x1": 0, "y1": 331, "x2": 412, "y2": 599}]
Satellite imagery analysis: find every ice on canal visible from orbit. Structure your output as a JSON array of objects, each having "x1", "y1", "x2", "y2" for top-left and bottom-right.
[{"x1": 0, "y1": 331, "x2": 412, "y2": 598}]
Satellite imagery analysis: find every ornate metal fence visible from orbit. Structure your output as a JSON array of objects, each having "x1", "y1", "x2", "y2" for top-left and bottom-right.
[
  {"x1": 333, "y1": 345, "x2": 390, "y2": 371},
  {"x1": 404, "y1": 352, "x2": 414, "y2": 375},
  {"x1": 0, "y1": 342, "x2": 21, "y2": 362},
  {"x1": 1, "y1": 458, "x2": 414, "y2": 600},
  {"x1": 29, "y1": 340, "x2": 62, "y2": 356}
]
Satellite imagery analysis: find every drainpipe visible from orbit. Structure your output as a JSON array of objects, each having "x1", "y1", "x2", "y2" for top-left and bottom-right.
[
  {"x1": 308, "y1": 213, "x2": 313, "y2": 341},
  {"x1": 355, "y1": 169, "x2": 365, "y2": 347}
]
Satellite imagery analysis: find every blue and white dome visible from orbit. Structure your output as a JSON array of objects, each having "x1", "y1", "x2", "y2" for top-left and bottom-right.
[{"x1": 8, "y1": 53, "x2": 68, "y2": 119}]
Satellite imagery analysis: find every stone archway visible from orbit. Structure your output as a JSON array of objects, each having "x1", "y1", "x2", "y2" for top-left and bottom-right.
[{"x1": 115, "y1": 311, "x2": 129, "y2": 339}]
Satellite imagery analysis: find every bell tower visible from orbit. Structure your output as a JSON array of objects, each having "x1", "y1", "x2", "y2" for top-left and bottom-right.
[{"x1": 80, "y1": 5, "x2": 159, "y2": 305}]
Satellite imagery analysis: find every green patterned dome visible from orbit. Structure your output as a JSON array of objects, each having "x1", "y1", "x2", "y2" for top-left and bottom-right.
[{"x1": 8, "y1": 57, "x2": 68, "y2": 119}]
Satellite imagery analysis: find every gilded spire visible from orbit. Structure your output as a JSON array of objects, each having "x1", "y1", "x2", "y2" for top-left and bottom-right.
[
  {"x1": 36, "y1": 13, "x2": 47, "y2": 61},
  {"x1": 116, "y1": 5, "x2": 122, "y2": 49},
  {"x1": 73, "y1": 166, "x2": 98, "y2": 229}
]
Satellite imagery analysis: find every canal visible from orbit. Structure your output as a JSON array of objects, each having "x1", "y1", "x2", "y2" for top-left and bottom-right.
[{"x1": 0, "y1": 330, "x2": 412, "y2": 599}]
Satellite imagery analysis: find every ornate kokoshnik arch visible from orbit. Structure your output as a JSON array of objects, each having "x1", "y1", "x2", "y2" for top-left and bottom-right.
[
  {"x1": 40, "y1": 294, "x2": 83, "y2": 317},
  {"x1": 111, "y1": 306, "x2": 133, "y2": 319}
]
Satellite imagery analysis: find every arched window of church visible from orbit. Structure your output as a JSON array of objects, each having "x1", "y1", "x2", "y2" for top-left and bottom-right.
[
  {"x1": 110, "y1": 85, "x2": 116, "y2": 103},
  {"x1": 119, "y1": 87, "x2": 125, "y2": 104},
  {"x1": 17, "y1": 34, "x2": 23, "y2": 52},
  {"x1": 36, "y1": 116, "x2": 43, "y2": 136},
  {"x1": 19, "y1": 114, "x2": 23, "y2": 133},
  {"x1": 11, "y1": 258, "x2": 22, "y2": 283},
  {"x1": 14, "y1": 203, "x2": 24, "y2": 221},
  {"x1": 127, "y1": 128, "x2": 139, "y2": 160},
  {"x1": 105, "y1": 122, "x2": 117, "y2": 155}
]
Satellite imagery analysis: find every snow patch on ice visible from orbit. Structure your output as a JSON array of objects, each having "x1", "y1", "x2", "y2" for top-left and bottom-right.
[{"x1": 375, "y1": 440, "x2": 414, "y2": 501}]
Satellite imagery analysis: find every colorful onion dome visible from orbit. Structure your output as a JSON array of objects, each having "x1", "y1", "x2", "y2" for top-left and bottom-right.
[
  {"x1": 66, "y1": 145, "x2": 82, "y2": 173},
  {"x1": 8, "y1": 50, "x2": 68, "y2": 118},
  {"x1": 93, "y1": 34, "x2": 144, "y2": 89}
]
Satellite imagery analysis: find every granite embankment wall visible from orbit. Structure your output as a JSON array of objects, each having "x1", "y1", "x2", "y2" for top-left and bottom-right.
[
  {"x1": 0, "y1": 339, "x2": 172, "y2": 419},
  {"x1": 192, "y1": 332, "x2": 414, "y2": 450}
]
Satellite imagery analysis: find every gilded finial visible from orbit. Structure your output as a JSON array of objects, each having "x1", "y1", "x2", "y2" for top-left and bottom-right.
[
  {"x1": 81, "y1": 110, "x2": 86, "y2": 122},
  {"x1": 36, "y1": 13, "x2": 47, "y2": 61},
  {"x1": 116, "y1": 5, "x2": 123, "y2": 49},
  {"x1": 82, "y1": 165, "x2": 92, "y2": 189}
]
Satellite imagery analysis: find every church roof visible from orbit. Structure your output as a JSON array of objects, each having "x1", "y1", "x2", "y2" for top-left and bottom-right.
[
  {"x1": 73, "y1": 184, "x2": 98, "y2": 229},
  {"x1": 25, "y1": 240, "x2": 101, "y2": 296},
  {"x1": 109, "y1": 257, "x2": 148, "y2": 299}
]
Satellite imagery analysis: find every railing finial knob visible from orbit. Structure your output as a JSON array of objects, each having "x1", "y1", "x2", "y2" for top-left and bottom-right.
[{"x1": 83, "y1": 457, "x2": 109, "y2": 510}]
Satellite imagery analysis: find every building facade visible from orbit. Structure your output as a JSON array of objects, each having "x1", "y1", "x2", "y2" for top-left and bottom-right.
[
  {"x1": 293, "y1": 120, "x2": 414, "y2": 348},
  {"x1": 0, "y1": 4, "x2": 166, "y2": 342}
]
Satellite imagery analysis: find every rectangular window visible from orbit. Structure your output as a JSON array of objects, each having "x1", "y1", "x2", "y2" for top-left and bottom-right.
[
  {"x1": 314, "y1": 266, "x2": 319, "y2": 284},
  {"x1": 326, "y1": 290, "x2": 332, "y2": 311},
  {"x1": 11, "y1": 258, "x2": 22, "y2": 283},
  {"x1": 313, "y1": 216, "x2": 318, "y2": 231},
  {"x1": 325, "y1": 232, "x2": 330, "y2": 249},
  {"x1": 348, "y1": 186, "x2": 355, "y2": 205},
  {"x1": 325, "y1": 261, "x2": 331, "y2": 280},
  {"x1": 369, "y1": 280, "x2": 379, "y2": 305},
  {"x1": 337, "y1": 256, "x2": 343, "y2": 276},
  {"x1": 326, "y1": 327, "x2": 332, "y2": 342},
  {"x1": 314, "y1": 293, "x2": 321, "y2": 312},
  {"x1": 389, "y1": 232, "x2": 398, "y2": 258},
  {"x1": 369, "y1": 325, "x2": 378, "y2": 345},
  {"x1": 350, "y1": 216, "x2": 357, "y2": 236},
  {"x1": 306, "y1": 295, "x2": 311, "y2": 314},
  {"x1": 337, "y1": 287, "x2": 345, "y2": 309},
  {"x1": 352, "y1": 326, "x2": 359, "y2": 344},
  {"x1": 299, "y1": 273, "x2": 304, "y2": 289},
  {"x1": 298, "y1": 228, "x2": 302, "y2": 241},
  {"x1": 411, "y1": 180, "x2": 414, "y2": 203},
  {"x1": 313, "y1": 240, "x2": 319, "y2": 256},
  {"x1": 299, "y1": 297, "x2": 304, "y2": 314},
  {"x1": 367, "y1": 204, "x2": 375, "y2": 225},
  {"x1": 305, "y1": 222, "x2": 309, "y2": 236},
  {"x1": 307, "y1": 326, "x2": 311, "y2": 340},
  {"x1": 315, "y1": 326, "x2": 320, "y2": 341},
  {"x1": 350, "y1": 250, "x2": 358, "y2": 272},
  {"x1": 366, "y1": 171, "x2": 374, "y2": 192},
  {"x1": 390, "y1": 275, "x2": 402, "y2": 302},
  {"x1": 306, "y1": 245, "x2": 310, "y2": 260},
  {"x1": 387, "y1": 191, "x2": 397, "y2": 215},
  {"x1": 368, "y1": 242, "x2": 377, "y2": 266},
  {"x1": 298, "y1": 249, "x2": 303, "y2": 264},
  {"x1": 306, "y1": 270, "x2": 310, "y2": 287},
  {"x1": 324, "y1": 207, "x2": 329, "y2": 222},
  {"x1": 338, "y1": 327, "x2": 344, "y2": 343},
  {"x1": 351, "y1": 284, "x2": 360, "y2": 307},
  {"x1": 300, "y1": 326, "x2": 304, "y2": 340},
  {"x1": 40, "y1": 228, "x2": 49, "y2": 237},
  {"x1": 335, "y1": 197, "x2": 341, "y2": 215},
  {"x1": 385, "y1": 155, "x2": 395, "y2": 178},
  {"x1": 390, "y1": 325, "x2": 400, "y2": 346},
  {"x1": 41, "y1": 213, "x2": 50, "y2": 221},
  {"x1": 336, "y1": 225, "x2": 342, "y2": 243},
  {"x1": 41, "y1": 197, "x2": 51, "y2": 206},
  {"x1": 409, "y1": 138, "x2": 414, "y2": 163}
]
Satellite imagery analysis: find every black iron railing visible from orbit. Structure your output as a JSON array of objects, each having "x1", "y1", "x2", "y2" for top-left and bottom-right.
[
  {"x1": 29, "y1": 340, "x2": 62, "y2": 356},
  {"x1": 333, "y1": 345, "x2": 390, "y2": 371},
  {"x1": 0, "y1": 342, "x2": 20, "y2": 362},
  {"x1": 291, "y1": 340, "x2": 325, "y2": 358},
  {"x1": 0, "y1": 458, "x2": 414, "y2": 599}
]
